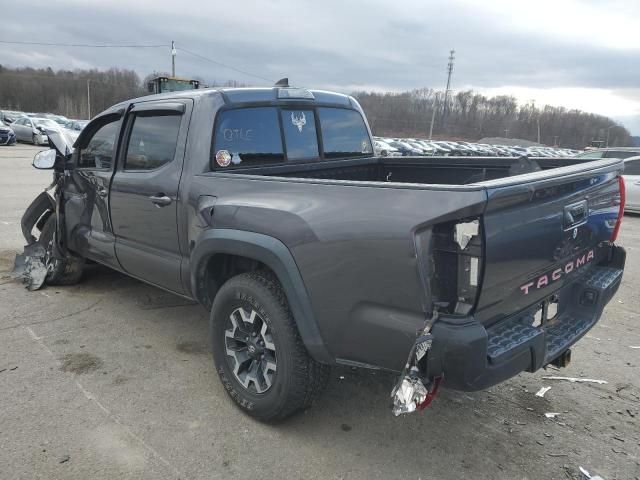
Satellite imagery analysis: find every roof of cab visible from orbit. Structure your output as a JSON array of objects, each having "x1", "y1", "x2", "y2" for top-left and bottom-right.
[{"x1": 112, "y1": 86, "x2": 353, "y2": 109}]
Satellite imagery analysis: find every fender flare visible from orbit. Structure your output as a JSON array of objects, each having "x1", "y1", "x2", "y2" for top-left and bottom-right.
[{"x1": 190, "y1": 229, "x2": 333, "y2": 364}]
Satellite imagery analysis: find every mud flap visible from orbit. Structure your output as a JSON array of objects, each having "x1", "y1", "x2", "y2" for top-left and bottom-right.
[{"x1": 12, "y1": 243, "x2": 48, "y2": 291}]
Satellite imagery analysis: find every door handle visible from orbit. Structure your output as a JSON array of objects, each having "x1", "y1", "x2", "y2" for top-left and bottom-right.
[{"x1": 149, "y1": 194, "x2": 172, "y2": 207}]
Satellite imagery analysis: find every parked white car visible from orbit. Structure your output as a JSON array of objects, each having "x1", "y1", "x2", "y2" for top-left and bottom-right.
[
  {"x1": 623, "y1": 156, "x2": 640, "y2": 213},
  {"x1": 11, "y1": 117, "x2": 60, "y2": 145}
]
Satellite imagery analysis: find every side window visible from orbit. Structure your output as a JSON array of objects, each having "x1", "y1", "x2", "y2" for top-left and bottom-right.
[
  {"x1": 79, "y1": 121, "x2": 120, "y2": 169},
  {"x1": 281, "y1": 109, "x2": 319, "y2": 161},
  {"x1": 577, "y1": 151, "x2": 604, "y2": 159},
  {"x1": 124, "y1": 115, "x2": 181, "y2": 171},
  {"x1": 212, "y1": 107, "x2": 284, "y2": 168},
  {"x1": 605, "y1": 151, "x2": 638, "y2": 159},
  {"x1": 625, "y1": 159, "x2": 640, "y2": 175},
  {"x1": 318, "y1": 108, "x2": 373, "y2": 159}
]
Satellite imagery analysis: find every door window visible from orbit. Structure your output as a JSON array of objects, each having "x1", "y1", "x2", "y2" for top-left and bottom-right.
[
  {"x1": 79, "y1": 121, "x2": 120, "y2": 169},
  {"x1": 625, "y1": 159, "x2": 640, "y2": 176},
  {"x1": 604, "y1": 150, "x2": 640, "y2": 159},
  {"x1": 124, "y1": 115, "x2": 181, "y2": 170}
]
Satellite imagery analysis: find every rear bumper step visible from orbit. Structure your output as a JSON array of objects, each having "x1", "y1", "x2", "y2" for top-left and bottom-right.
[{"x1": 424, "y1": 247, "x2": 624, "y2": 391}]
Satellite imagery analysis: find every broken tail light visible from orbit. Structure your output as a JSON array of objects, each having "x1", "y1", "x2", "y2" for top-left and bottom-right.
[
  {"x1": 429, "y1": 217, "x2": 484, "y2": 316},
  {"x1": 610, "y1": 175, "x2": 625, "y2": 243}
]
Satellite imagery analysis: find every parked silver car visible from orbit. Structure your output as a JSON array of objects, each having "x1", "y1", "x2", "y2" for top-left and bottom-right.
[
  {"x1": 623, "y1": 156, "x2": 640, "y2": 213},
  {"x1": 10, "y1": 117, "x2": 59, "y2": 145}
]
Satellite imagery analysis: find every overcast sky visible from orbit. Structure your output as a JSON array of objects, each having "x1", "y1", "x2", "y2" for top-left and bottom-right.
[{"x1": 3, "y1": 0, "x2": 640, "y2": 133}]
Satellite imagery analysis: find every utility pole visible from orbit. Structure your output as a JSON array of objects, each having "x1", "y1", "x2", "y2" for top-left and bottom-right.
[
  {"x1": 442, "y1": 49, "x2": 455, "y2": 127},
  {"x1": 504, "y1": 128, "x2": 509, "y2": 138},
  {"x1": 553, "y1": 135, "x2": 559, "y2": 146},
  {"x1": 537, "y1": 117, "x2": 541, "y2": 144},
  {"x1": 428, "y1": 107, "x2": 436, "y2": 139},
  {"x1": 606, "y1": 125, "x2": 618, "y2": 147},
  {"x1": 86, "y1": 79, "x2": 91, "y2": 119},
  {"x1": 171, "y1": 41, "x2": 176, "y2": 77}
]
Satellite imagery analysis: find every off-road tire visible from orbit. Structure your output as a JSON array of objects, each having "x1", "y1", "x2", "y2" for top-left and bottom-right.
[
  {"x1": 38, "y1": 216, "x2": 84, "y2": 285},
  {"x1": 211, "y1": 271, "x2": 329, "y2": 422}
]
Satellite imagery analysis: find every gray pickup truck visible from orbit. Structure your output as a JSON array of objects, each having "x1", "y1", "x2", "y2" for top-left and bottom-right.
[{"x1": 17, "y1": 85, "x2": 626, "y2": 421}]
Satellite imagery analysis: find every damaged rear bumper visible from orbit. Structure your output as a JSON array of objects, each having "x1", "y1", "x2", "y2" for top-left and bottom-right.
[{"x1": 422, "y1": 245, "x2": 625, "y2": 391}]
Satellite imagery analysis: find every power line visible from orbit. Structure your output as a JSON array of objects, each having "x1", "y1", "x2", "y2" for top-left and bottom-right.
[
  {"x1": 1, "y1": 39, "x2": 274, "y2": 84},
  {"x1": 0, "y1": 40, "x2": 169, "y2": 48},
  {"x1": 176, "y1": 47, "x2": 273, "y2": 83}
]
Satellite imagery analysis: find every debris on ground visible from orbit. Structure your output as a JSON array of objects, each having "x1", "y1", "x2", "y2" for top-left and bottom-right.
[
  {"x1": 58, "y1": 455, "x2": 70, "y2": 464},
  {"x1": 629, "y1": 346, "x2": 640, "y2": 349},
  {"x1": 579, "y1": 465, "x2": 606, "y2": 479},
  {"x1": 391, "y1": 368, "x2": 428, "y2": 416},
  {"x1": 543, "y1": 376, "x2": 608, "y2": 385},
  {"x1": 11, "y1": 243, "x2": 47, "y2": 291},
  {"x1": 536, "y1": 386, "x2": 552, "y2": 397},
  {"x1": 545, "y1": 412, "x2": 561, "y2": 418}
]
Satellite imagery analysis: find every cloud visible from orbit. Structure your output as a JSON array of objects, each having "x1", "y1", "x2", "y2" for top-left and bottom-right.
[{"x1": 2, "y1": 0, "x2": 639, "y2": 132}]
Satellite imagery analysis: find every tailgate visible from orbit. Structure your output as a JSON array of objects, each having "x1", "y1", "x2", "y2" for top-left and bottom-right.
[{"x1": 475, "y1": 159, "x2": 624, "y2": 326}]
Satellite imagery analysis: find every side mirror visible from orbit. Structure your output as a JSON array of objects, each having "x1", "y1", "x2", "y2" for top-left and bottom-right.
[{"x1": 33, "y1": 149, "x2": 57, "y2": 170}]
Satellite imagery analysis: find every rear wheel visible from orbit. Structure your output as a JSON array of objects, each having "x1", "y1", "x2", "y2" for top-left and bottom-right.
[
  {"x1": 211, "y1": 271, "x2": 329, "y2": 422},
  {"x1": 38, "y1": 216, "x2": 84, "y2": 285}
]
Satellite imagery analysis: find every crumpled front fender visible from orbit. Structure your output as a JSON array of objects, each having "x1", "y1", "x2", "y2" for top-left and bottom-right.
[{"x1": 20, "y1": 191, "x2": 55, "y2": 244}]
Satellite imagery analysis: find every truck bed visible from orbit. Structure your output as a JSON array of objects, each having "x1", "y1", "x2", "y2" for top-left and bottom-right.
[{"x1": 227, "y1": 155, "x2": 593, "y2": 186}]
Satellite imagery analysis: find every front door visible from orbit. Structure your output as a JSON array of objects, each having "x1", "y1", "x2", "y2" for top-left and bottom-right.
[
  {"x1": 63, "y1": 115, "x2": 122, "y2": 268},
  {"x1": 110, "y1": 100, "x2": 190, "y2": 293}
]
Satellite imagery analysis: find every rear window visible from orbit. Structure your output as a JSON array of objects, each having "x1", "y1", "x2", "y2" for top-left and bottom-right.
[
  {"x1": 281, "y1": 109, "x2": 319, "y2": 161},
  {"x1": 318, "y1": 108, "x2": 372, "y2": 159},
  {"x1": 212, "y1": 105, "x2": 372, "y2": 169},
  {"x1": 213, "y1": 107, "x2": 284, "y2": 168}
]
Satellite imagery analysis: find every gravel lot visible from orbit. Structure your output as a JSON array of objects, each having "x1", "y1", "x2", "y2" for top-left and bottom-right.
[{"x1": 1, "y1": 144, "x2": 638, "y2": 480}]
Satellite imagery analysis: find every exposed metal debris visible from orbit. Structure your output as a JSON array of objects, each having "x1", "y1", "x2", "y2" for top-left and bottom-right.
[
  {"x1": 544, "y1": 412, "x2": 560, "y2": 418},
  {"x1": 542, "y1": 376, "x2": 607, "y2": 385},
  {"x1": 535, "y1": 386, "x2": 551, "y2": 397},
  {"x1": 11, "y1": 243, "x2": 48, "y2": 291},
  {"x1": 454, "y1": 219, "x2": 479, "y2": 250},
  {"x1": 391, "y1": 367, "x2": 429, "y2": 416},
  {"x1": 579, "y1": 466, "x2": 606, "y2": 480}
]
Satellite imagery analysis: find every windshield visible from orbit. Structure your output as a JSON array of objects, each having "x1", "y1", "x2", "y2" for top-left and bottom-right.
[{"x1": 34, "y1": 118, "x2": 59, "y2": 128}]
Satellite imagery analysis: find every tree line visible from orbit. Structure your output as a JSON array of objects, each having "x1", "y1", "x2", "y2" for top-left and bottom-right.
[
  {"x1": 0, "y1": 65, "x2": 631, "y2": 148},
  {"x1": 0, "y1": 65, "x2": 144, "y2": 119},
  {"x1": 353, "y1": 88, "x2": 631, "y2": 148}
]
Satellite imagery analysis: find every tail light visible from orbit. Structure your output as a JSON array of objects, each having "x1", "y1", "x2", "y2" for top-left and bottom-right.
[
  {"x1": 425, "y1": 217, "x2": 484, "y2": 316},
  {"x1": 610, "y1": 176, "x2": 625, "y2": 242}
]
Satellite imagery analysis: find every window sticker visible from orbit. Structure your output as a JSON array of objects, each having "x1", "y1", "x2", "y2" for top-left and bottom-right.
[
  {"x1": 231, "y1": 152, "x2": 242, "y2": 165},
  {"x1": 291, "y1": 112, "x2": 306, "y2": 132},
  {"x1": 216, "y1": 149, "x2": 231, "y2": 167}
]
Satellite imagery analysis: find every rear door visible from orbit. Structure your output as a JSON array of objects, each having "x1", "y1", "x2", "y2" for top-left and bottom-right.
[
  {"x1": 475, "y1": 160, "x2": 624, "y2": 326},
  {"x1": 110, "y1": 100, "x2": 191, "y2": 293}
]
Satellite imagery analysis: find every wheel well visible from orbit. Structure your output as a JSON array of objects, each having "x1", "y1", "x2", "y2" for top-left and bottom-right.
[{"x1": 200, "y1": 253, "x2": 270, "y2": 309}]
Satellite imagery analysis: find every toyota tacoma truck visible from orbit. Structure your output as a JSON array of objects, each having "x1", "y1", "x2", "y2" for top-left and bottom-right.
[{"x1": 15, "y1": 84, "x2": 626, "y2": 421}]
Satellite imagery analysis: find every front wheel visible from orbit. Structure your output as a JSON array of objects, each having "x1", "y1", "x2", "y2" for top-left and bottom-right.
[
  {"x1": 211, "y1": 271, "x2": 329, "y2": 422},
  {"x1": 38, "y1": 216, "x2": 84, "y2": 285},
  {"x1": 32, "y1": 133, "x2": 38, "y2": 145}
]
